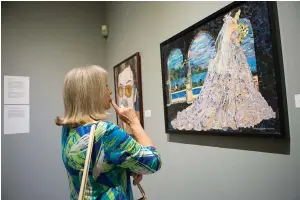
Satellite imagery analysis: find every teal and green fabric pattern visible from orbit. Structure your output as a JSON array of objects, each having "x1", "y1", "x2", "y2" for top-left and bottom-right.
[{"x1": 61, "y1": 121, "x2": 162, "y2": 200}]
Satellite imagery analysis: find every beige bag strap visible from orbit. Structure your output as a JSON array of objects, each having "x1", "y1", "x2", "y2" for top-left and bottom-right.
[
  {"x1": 137, "y1": 182, "x2": 147, "y2": 200},
  {"x1": 78, "y1": 124, "x2": 96, "y2": 200}
]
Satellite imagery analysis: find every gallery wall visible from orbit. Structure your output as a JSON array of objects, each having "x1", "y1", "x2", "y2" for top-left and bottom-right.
[
  {"x1": 105, "y1": 2, "x2": 300, "y2": 200},
  {"x1": 1, "y1": 2, "x2": 106, "y2": 200}
]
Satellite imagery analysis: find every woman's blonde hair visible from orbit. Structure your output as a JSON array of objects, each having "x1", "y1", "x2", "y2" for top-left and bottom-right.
[{"x1": 56, "y1": 65, "x2": 108, "y2": 127}]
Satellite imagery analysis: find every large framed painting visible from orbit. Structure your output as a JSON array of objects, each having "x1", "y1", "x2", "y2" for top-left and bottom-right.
[
  {"x1": 160, "y1": 1, "x2": 289, "y2": 137},
  {"x1": 113, "y1": 52, "x2": 144, "y2": 134}
]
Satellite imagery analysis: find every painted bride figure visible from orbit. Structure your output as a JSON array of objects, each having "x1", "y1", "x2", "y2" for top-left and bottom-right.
[{"x1": 171, "y1": 10, "x2": 276, "y2": 131}]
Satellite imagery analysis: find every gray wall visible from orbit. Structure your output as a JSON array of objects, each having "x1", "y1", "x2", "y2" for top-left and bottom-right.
[
  {"x1": 105, "y1": 2, "x2": 300, "y2": 200},
  {"x1": 1, "y1": 2, "x2": 106, "y2": 200}
]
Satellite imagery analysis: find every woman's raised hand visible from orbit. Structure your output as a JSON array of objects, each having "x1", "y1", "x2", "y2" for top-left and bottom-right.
[{"x1": 110, "y1": 100, "x2": 140, "y2": 126}]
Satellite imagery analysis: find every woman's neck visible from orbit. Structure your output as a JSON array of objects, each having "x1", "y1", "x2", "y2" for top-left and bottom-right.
[{"x1": 83, "y1": 119, "x2": 98, "y2": 126}]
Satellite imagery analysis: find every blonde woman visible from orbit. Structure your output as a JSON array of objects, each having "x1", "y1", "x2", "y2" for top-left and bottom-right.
[{"x1": 56, "y1": 65, "x2": 162, "y2": 200}]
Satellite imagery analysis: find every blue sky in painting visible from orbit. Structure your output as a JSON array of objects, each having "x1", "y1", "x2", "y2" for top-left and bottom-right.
[
  {"x1": 188, "y1": 32, "x2": 216, "y2": 69},
  {"x1": 168, "y1": 48, "x2": 183, "y2": 69}
]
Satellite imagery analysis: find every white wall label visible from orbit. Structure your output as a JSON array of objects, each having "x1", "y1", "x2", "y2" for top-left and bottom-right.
[
  {"x1": 295, "y1": 94, "x2": 300, "y2": 108},
  {"x1": 4, "y1": 105, "x2": 30, "y2": 134},
  {"x1": 144, "y1": 110, "x2": 152, "y2": 117},
  {"x1": 4, "y1": 76, "x2": 30, "y2": 105}
]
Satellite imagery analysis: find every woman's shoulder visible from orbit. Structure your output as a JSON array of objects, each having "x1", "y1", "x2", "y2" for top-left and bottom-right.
[
  {"x1": 95, "y1": 120, "x2": 119, "y2": 130},
  {"x1": 60, "y1": 121, "x2": 125, "y2": 142},
  {"x1": 94, "y1": 120, "x2": 125, "y2": 136},
  {"x1": 94, "y1": 121, "x2": 130, "y2": 147}
]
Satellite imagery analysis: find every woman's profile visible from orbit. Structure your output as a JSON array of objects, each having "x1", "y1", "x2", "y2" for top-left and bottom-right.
[
  {"x1": 56, "y1": 66, "x2": 161, "y2": 199},
  {"x1": 171, "y1": 10, "x2": 276, "y2": 131}
]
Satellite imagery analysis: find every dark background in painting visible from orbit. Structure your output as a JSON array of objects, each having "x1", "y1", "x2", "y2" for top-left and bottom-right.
[{"x1": 161, "y1": 1, "x2": 280, "y2": 134}]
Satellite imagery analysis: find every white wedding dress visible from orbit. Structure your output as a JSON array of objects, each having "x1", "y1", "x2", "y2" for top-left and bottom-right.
[{"x1": 171, "y1": 14, "x2": 276, "y2": 131}]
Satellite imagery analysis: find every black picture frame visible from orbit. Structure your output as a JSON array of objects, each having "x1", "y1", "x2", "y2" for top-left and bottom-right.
[
  {"x1": 160, "y1": 1, "x2": 289, "y2": 138},
  {"x1": 113, "y1": 52, "x2": 144, "y2": 131}
]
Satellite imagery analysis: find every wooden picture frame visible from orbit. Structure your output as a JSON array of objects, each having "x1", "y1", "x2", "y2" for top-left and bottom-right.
[
  {"x1": 160, "y1": 1, "x2": 289, "y2": 138},
  {"x1": 113, "y1": 52, "x2": 144, "y2": 133}
]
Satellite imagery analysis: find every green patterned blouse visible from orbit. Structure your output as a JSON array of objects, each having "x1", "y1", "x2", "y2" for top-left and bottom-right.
[{"x1": 61, "y1": 120, "x2": 162, "y2": 200}]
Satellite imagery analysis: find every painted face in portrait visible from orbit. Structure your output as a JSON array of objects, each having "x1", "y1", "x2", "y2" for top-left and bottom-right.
[{"x1": 118, "y1": 66, "x2": 135, "y2": 108}]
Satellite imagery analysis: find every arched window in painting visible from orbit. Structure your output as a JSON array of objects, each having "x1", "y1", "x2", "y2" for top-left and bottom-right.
[
  {"x1": 188, "y1": 31, "x2": 216, "y2": 98},
  {"x1": 167, "y1": 48, "x2": 185, "y2": 103}
]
